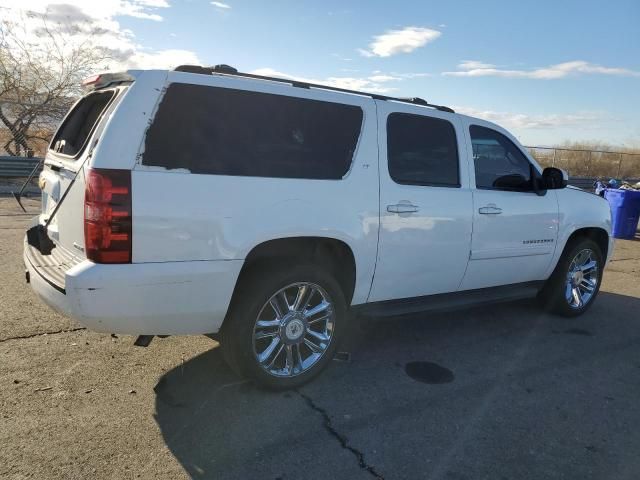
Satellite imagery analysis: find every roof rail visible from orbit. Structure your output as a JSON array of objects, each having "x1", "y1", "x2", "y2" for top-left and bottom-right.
[{"x1": 173, "y1": 64, "x2": 455, "y2": 113}]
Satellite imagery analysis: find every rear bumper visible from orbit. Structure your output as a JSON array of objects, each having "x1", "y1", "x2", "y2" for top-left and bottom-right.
[{"x1": 24, "y1": 245, "x2": 243, "y2": 335}]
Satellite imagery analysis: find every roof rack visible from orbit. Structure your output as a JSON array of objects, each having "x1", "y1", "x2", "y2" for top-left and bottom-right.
[{"x1": 173, "y1": 64, "x2": 455, "y2": 113}]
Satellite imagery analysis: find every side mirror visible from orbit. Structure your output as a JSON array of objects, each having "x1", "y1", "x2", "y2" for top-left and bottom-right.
[{"x1": 542, "y1": 167, "x2": 568, "y2": 189}]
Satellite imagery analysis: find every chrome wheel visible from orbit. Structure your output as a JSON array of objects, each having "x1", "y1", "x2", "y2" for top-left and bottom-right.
[
  {"x1": 252, "y1": 282, "x2": 335, "y2": 378},
  {"x1": 565, "y1": 248, "x2": 599, "y2": 309}
]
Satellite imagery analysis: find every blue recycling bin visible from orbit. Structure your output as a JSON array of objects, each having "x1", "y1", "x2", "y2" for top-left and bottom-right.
[{"x1": 604, "y1": 188, "x2": 640, "y2": 239}]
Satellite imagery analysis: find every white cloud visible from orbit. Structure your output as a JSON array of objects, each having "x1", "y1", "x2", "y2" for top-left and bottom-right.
[
  {"x1": 455, "y1": 106, "x2": 602, "y2": 130},
  {"x1": 1, "y1": 0, "x2": 170, "y2": 21},
  {"x1": 0, "y1": 2, "x2": 200, "y2": 70},
  {"x1": 368, "y1": 74, "x2": 400, "y2": 82},
  {"x1": 392, "y1": 72, "x2": 433, "y2": 79},
  {"x1": 357, "y1": 48, "x2": 375, "y2": 58},
  {"x1": 250, "y1": 68, "x2": 399, "y2": 94},
  {"x1": 330, "y1": 53, "x2": 353, "y2": 62},
  {"x1": 249, "y1": 67, "x2": 435, "y2": 95},
  {"x1": 444, "y1": 60, "x2": 640, "y2": 79},
  {"x1": 210, "y1": 1, "x2": 231, "y2": 9},
  {"x1": 458, "y1": 60, "x2": 496, "y2": 70},
  {"x1": 127, "y1": 48, "x2": 200, "y2": 69},
  {"x1": 359, "y1": 26, "x2": 441, "y2": 58}
]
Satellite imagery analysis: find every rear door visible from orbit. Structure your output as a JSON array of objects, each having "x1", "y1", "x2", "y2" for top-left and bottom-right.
[
  {"x1": 368, "y1": 101, "x2": 473, "y2": 302},
  {"x1": 39, "y1": 87, "x2": 124, "y2": 257},
  {"x1": 458, "y1": 120, "x2": 559, "y2": 290}
]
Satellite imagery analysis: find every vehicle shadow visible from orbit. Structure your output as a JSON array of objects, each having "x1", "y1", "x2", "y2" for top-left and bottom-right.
[{"x1": 154, "y1": 291, "x2": 640, "y2": 480}]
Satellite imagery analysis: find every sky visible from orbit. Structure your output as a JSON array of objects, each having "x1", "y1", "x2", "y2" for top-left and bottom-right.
[{"x1": 1, "y1": 0, "x2": 639, "y2": 146}]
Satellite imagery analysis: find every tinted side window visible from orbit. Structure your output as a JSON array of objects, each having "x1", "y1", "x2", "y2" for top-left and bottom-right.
[
  {"x1": 143, "y1": 83, "x2": 363, "y2": 179},
  {"x1": 387, "y1": 113, "x2": 459, "y2": 187},
  {"x1": 470, "y1": 125, "x2": 533, "y2": 191}
]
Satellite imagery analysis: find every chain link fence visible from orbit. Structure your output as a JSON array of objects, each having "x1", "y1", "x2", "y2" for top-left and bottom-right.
[{"x1": 526, "y1": 146, "x2": 640, "y2": 179}]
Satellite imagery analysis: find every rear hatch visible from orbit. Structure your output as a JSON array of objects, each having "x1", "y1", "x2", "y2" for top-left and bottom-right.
[{"x1": 35, "y1": 83, "x2": 129, "y2": 268}]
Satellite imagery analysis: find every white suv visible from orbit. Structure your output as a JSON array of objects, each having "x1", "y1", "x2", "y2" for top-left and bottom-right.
[{"x1": 24, "y1": 65, "x2": 613, "y2": 388}]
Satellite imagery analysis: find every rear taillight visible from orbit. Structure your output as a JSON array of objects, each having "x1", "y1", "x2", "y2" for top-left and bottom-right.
[{"x1": 84, "y1": 168, "x2": 132, "y2": 263}]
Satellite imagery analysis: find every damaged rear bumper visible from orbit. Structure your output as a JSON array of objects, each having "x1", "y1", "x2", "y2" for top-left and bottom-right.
[{"x1": 24, "y1": 240, "x2": 243, "y2": 335}]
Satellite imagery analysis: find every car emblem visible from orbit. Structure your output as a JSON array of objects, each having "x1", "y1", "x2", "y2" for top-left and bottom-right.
[{"x1": 38, "y1": 176, "x2": 46, "y2": 190}]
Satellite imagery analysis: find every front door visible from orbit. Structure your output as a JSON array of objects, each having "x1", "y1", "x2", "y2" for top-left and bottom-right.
[
  {"x1": 368, "y1": 102, "x2": 473, "y2": 302},
  {"x1": 459, "y1": 122, "x2": 559, "y2": 290}
]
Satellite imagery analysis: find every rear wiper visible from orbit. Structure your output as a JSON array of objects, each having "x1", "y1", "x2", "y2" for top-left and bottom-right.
[{"x1": 12, "y1": 157, "x2": 44, "y2": 213}]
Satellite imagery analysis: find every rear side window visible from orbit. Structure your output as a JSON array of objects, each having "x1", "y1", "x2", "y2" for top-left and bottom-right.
[
  {"x1": 387, "y1": 113, "x2": 459, "y2": 187},
  {"x1": 50, "y1": 90, "x2": 116, "y2": 158},
  {"x1": 143, "y1": 83, "x2": 363, "y2": 179}
]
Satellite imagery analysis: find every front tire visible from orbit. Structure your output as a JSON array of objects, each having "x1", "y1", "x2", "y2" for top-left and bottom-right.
[
  {"x1": 221, "y1": 263, "x2": 346, "y2": 389},
  {"x1": 540, "y1": 237, "x2": 603, "y2": 317}
]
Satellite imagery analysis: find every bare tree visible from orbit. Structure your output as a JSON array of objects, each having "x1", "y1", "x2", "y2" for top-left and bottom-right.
[{"x1": 0, "y1": 12, "x2": 109, "y2": 156}]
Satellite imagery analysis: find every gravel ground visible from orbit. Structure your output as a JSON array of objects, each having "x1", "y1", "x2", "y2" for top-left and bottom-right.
[{"x1": 1, "y1": 196, "x2": 640, "y2": 480}]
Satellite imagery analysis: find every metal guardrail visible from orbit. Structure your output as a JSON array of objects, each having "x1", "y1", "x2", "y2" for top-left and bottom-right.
[{"x1": 0, "y1": 156, "x2": 43, "y2": 177}]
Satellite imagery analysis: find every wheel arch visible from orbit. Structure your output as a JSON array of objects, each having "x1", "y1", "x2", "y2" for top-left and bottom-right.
[
  {"x1": 540, "y1": 226, "x2": 607, "y2": 316},
  {"x1": 233, "y1": 236, "x2": 357, "y2": 306},
  {"x1": 564, "y1": 227, "x2": 609, "y2": 260},
  {"x1": 544, "y1": 226, "x2": 610, "y2": 282}
]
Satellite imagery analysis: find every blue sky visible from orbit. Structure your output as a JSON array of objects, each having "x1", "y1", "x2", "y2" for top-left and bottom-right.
[{"x1": 5, "y1": 0, "x2": 639, "y2": 146}]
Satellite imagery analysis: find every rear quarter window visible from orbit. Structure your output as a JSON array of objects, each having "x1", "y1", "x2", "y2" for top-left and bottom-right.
[{"x1": 142, "y1": 83, "x2": 364, "y2": 179}]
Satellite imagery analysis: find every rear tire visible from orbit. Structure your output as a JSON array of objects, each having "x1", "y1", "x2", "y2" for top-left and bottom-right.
[
  {"x1": 220, "y1": 263, "x2": 346, "y2": 390},
  {"x1": 539, "y1": 237, "x2": 603, "y2": 317}
]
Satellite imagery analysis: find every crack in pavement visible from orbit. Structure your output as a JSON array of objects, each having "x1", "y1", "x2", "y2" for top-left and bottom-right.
[
  {"x1": 0, "y1": 327, "x2": 86, "y2": 343},
  {"x1": 296, "y1": 390, "x2": 384, "y2": 479}
]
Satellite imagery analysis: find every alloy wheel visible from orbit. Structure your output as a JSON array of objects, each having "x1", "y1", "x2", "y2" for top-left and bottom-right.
[
  {"x1": 565, "y1": 248, "x2": 599, "y2": 309},
  {"x1": 252, "y1": 282, "x2": 335, "y2": 377}
]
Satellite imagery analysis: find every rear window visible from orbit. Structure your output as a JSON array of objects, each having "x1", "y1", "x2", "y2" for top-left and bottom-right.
[
  {"x1": 50, "y1": 90, "x2": 116, "y2": 158},
  {"x1": 142, "y1": 83, "x2": 363, "y2": 179}
]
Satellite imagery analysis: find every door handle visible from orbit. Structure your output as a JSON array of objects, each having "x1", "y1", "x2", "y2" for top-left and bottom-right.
[
  {"x1": 478, "y1": 204, "x2": 502, "y2": 215},
  {"x1": 387, "y1": 203, "x2": 419, "y2": 214}
]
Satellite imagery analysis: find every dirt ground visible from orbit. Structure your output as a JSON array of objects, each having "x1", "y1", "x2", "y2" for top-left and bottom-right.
[{"x1": 1, "y1": 196, "x2": 640, "y2": 480}]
